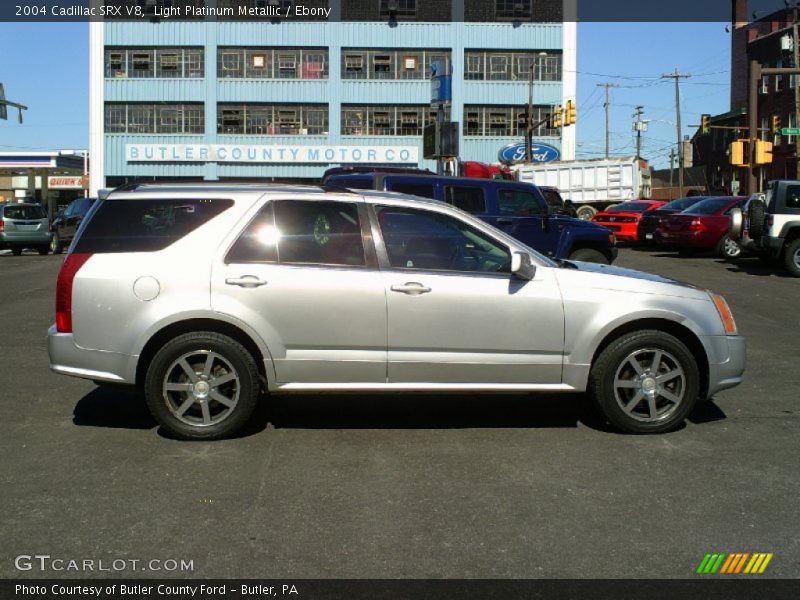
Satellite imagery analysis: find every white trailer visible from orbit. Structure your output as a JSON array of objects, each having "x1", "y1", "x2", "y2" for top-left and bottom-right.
[{"x1": 512, "y1": 157, "x2": 652, "y2": 220}]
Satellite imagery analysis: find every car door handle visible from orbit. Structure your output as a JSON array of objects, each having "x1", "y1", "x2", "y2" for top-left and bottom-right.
[
  {"x1": 496, "y1": 218, "x2": 513, "y2": 225},
  {"x1": 225, "y1": 276, "x2": 268, "y2": 288},
  {"x1": 391, "y1": 282, "x2": 432, "y2": 295}
]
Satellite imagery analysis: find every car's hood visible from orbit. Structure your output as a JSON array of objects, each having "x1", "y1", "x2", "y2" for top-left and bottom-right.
[
  {"x1": 552, "y1": 215, "x2": 611, "y2": 231},
  {"x1": 552, "y1": 259, "x2": 707, "y2": 300}
]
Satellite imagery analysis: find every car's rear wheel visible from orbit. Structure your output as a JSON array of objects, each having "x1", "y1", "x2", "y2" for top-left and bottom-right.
[
  {"x1": 575, "y1": 205, "x2": 597, "y2": 221},
  {"x1": 50, "y1": 233, "x2": 62, "y2": 255},
  {"x1": 717, "y1": 234, "x2": 741, "y2": 259},
  {"x1": 144, "y1": 332, "x2": 260, "y2": 440},
  {"x1": 11, "y1": 247, "x2": 22, "y2": 256},
  {"x1": 590, "y1": 330, "x2": 700, "y2": 434},
  {"x1": 37, "y1": 245, "x2": 49, "y2": 256},
  {"x1": 783, "y1": 238, "x2": 800, "y2": 278},
  {"x1": 569, "y1": 248, "x2": 609, "y2": 264}
]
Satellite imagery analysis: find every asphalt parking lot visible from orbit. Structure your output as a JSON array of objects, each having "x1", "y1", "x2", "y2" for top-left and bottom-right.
[{"x1": 1, "y1": 248, "x2": 798, "y2": 579}]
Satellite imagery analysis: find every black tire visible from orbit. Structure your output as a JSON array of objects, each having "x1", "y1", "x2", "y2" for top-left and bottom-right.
[
  {"x1": 144, "y1": 332, "x2": 260, "y2": 440},
  {"x1": 50, "y1": 233, "x2": 62, "y2": 255},
  {"x1": 716, "y1": 234, "x2": 741, "y2": 259},
  {"x1": 589, "y1": 330, "x2": 700, "y2": 434},
  {"x1": 569, "y1": 247, "x2": 609, "y2": 264},
  {"x1": 783, "y1": 238, "x2": 800, "y2": 278},
  {"x1": 37, "y1": 245, "x2": 49, "y2": 256},
  {"x1": 747, "y1": 200, "x2": 766, "y2": 240},
  {"x1": 11, "y1": 247, "x2": 22, "y2": 256}
]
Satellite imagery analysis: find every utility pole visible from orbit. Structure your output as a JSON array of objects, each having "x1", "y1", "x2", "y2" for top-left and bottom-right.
[
  {"x1": 793, "y1": 3, "x2": 799, "y2": 178},
  {"x1": 669, "y1": 147, "x2": 675, "y2": 199},
  {"x1": 597, "y1": 83, "x2": 619, "y2": 158},
  {"x1": 0, "y1": 83, "x2": 28, "y2": 124},
  {"x1": 662, "y1": 69, "x2": 691, "y2": 198},
  {"x1": 526, "y1": 52, "x2": 547, "y2": 163},
  {"x1": 633, "y1": 105, "x2": 646, "y2": 160}
]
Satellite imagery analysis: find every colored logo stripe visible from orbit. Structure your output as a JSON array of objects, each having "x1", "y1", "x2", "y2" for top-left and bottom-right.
[{"x1": 697, "y1": 552, "x2": 773, "y2": 574}]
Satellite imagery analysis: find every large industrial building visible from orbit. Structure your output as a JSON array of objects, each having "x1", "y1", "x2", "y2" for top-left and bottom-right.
[{"x1": 89, "y1": 0, "x2": 577, "y2": 194}]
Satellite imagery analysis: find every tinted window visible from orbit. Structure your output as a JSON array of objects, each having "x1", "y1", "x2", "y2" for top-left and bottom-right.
[
  {"x1": 607, "y1": 202, "x2": 653, "y2": 213},
  {"x1": 77, "y1": 198, "x2": 95, "y2": 215},
  {"x1": 376, "y1": 205, "x2": 510, "y2": 273},
  {"x1": 3, "y1": 205, "x2": 46, "y2": 220},
  {"x1": 226, "y1": 203, "x2": 279, "y2": 264},
  {"x1": 74, "y1": 198, "x2": 233, "y2": 253},
  {"x1": 663, "y1": 197, "x2": 704, "y2": 211},
  {"x1": 684, "y1": 197, "x2": 735, "y2": 215},
  {"x1": 541, "y1": 189, "x2": 564, "y2": 209},
  {"x1": 445, "y1": 186, "x2": 486, "y2": 214},
  {"x1": 388, "y1": 182, "x2": 436, "y2": 199},
  {"x1": 498, "y1": 189, "x2": 544, "y2": 216},
  {"x1": 786, "y1": 185, "x2": 800, "y2": 210}
]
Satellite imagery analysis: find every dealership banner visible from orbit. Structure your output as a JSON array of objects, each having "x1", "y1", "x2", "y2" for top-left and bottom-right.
[{"x1": 126, "y1": 144, "x2": 419, "y2": 164}]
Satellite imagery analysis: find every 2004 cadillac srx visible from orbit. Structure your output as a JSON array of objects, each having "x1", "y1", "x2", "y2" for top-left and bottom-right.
[{"x1": 48, "y1": 184, "x2": 745, "y2": 439}]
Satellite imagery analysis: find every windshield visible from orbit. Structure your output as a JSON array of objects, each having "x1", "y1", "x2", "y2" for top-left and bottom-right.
[
  {"x1": 3, "y1": 205, "x2": 46, "y2": 220},
  {"x1": 684, "y1": 197, "x2": 733, "y2": 215},
  {"x1": 607, "y1": 202, "x2": 653, "y2": 213},
  {"x1": 662, "y1": 197, "x2": 704, "y2": 211}
]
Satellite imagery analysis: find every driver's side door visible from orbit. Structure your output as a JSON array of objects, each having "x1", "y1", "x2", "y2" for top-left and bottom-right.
[{"x1": 372, "y1": 204, "x2": 565, "y2": 385}]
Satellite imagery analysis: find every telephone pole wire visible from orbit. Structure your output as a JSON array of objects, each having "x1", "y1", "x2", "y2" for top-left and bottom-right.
[
  {"x1": 597, "y1": 83, "x2": 619, "y2": 158},
  {"x1": 662, "y1": 69, "x2": 691, "y2": 197}
]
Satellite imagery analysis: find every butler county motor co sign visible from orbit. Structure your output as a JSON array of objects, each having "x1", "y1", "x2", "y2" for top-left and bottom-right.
[{"x1": 126, "y1": 144, "x2": 419, "y2": 164}]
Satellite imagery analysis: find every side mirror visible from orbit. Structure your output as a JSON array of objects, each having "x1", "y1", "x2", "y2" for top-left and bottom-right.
[
  {"x1": 511, "y1": 251, "x2": 536, "y2": 281},
  {"x1": 729, "y1": 207, "x2": 743, "y2": 240}
]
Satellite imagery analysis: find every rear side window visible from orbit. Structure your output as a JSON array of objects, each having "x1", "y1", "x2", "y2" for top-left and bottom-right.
[
  {"x1": 498, "y1": 189, "x2": 544, "y2": 216},
  {"x1": 3, "y1": 205, "x2": 46, "y2": 220},
  {"x1": 388, "y1": 182, "x2": 436, "y2": 199},
  {"x1": 785, "y1": 185, "x2": 800, "y2": 211},
  {"x1": 541, "y1": 190, "x2": 564, "y2": 210},
  {"x1": 73, "y1": 198, "x2": 233, "y2": 253},
  {"x1": 445, "y1": 186, "x2": 486, "y2": 214},
  {"x1": 227, "y1": 200, "x2": 366, "y2": 267}
]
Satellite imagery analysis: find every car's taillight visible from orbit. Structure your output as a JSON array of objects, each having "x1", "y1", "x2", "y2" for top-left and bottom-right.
[
  {"x1": 0, "y1": 220, "x2": 4, "y2": 232},
  {"x1": 767, "y1": 215, "x2": 774, "y2": 227},
  {"x1": 55, "y1": 253, "x2": 92, "y2": 333},
  {"x1": 689, "y1": 218, "x2": 706, "y2": 232}
]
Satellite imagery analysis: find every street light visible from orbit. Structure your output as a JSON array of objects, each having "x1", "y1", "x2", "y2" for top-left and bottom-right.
[{"x1": 526, "y1": 52, "x2": 548, "y2": 163}]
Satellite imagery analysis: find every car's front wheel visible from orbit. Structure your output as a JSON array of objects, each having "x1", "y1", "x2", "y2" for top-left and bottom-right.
[
  {"x1": 589, "y1": 330, "x2": 700, "y2": 434},
  {"x1": 144, "y1": 332, "x2": 260, "y2": 440},
  {"x1": 783, "y1": 238, "x2": 800, "y2": 277},
  {"x1": 717, "y1": 234, "x2": 742, "y2": 259},
  {"x1": 50, "y1": 233, "x2": 62, "y2": 254}
]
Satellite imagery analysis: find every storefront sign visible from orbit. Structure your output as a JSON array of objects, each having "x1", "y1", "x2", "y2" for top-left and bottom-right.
[
  {"x1": 126, "y1": 144, "x2": 419, "y2": 164},
  {"x1": 498, "y1": 142, "x2": 560, "y2": 164},
  {"x1": 47, "y1": 176, "x2": 86, "y2": 189}
]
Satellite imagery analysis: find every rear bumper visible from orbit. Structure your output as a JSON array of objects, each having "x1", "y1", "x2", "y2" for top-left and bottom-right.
[
  {"x1": 655, "y1": 230, "x2": 716, "y2": 249},
  {"x1": 48, "y1": 325, "x2": 136, "y2": 384},
  {"x1": 0, "y1": 231, "x2": 51, "y2": 247},
  {"x1": 702, "y1": 334, "x2": 746, "y2": 398},
  {"x1": 594, "y1": 223, "x2": 638, "y2": 241}
]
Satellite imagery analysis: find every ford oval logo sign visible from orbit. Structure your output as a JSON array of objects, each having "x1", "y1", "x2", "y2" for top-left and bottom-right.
[{"x1": 498, "y1": 142, "x2": 560, "y2": 164}]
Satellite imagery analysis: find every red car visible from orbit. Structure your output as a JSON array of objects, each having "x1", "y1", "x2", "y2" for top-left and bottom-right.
[
  {"x1": 655, "y1": 196, "x2": 746, "y2": 258},
  {"x1": 591, "y1": 200, "x2": 667, "y2": 242}
]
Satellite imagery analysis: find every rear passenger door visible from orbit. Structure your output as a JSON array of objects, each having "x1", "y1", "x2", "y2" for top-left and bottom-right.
[{"x1": 212, "y1": 198, "x2": 388, "y2": 386}]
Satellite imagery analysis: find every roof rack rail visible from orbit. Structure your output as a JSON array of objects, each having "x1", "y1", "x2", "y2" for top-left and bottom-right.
[{"x1": 320, "y1": 183, "x2": 357, "y2": 194}]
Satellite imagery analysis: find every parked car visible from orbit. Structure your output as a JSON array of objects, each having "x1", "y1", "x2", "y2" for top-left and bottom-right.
[
  {"x1": 656, "y1": 196, "x2": 746, "y2": 259},
  {"x1": 637, "y1": 196, "x2": 708, "y2": 244},
  {"x1": 591, "y1": 200, "x2": 667, "y2": 242},
  {"x1": 325, "y1": 173, "x2": 618, "y2": 264},
  {"x1": 48, "y1": 183, "x2": 745, "y2": 439},
  {"x1": 0, "y1": 203, "x2": 51, "y2": 255},
  {"x1": 730, "y1": 181, "x2": 800, "y2": 277},
  {"x1": 50, "y1": 197, "x2": 96, "y2": 254}
]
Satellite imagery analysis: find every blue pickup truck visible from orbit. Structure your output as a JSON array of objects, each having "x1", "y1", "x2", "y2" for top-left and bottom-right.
[{"x1": 325, "y1": 172, "x2": 618, "y2": 264}]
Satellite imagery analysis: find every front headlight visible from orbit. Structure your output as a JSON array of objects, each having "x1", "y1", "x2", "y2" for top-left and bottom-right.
[{"x1": 709, "y1": 292, "x2": 737, "y2": 335}]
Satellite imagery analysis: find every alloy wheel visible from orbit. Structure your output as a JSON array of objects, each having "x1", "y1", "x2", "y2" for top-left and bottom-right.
[{"x1": 613, "y1": 348, "x2": 686, "y2": 423}]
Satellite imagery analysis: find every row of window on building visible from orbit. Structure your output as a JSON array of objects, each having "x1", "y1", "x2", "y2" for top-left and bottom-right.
[
  {"x1": 104, "y1": 103, "x2": 559, "y2": 137},
  {"x1": 105, "y1": 48, "x2": 563, "y2": 82}
]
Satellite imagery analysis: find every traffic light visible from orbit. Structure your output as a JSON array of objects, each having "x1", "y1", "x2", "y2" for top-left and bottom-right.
[
  {"x1": 771, "y1": 115, "x2": 782, "y2": 134},
  {"x1": 550, "y1": 105, "x2": 563, "y2": 128},
  {"x1": 565, "y1": 100, "x2": 577, "y2": 126},
  {"x1": 729, "y1": 140, "x2": 748, "y2": 166},
  {"x1": 700, "y1": 114, "x2": 711, "y2": 135},
  {"x1": 755, "y1": 140, "x2": 773, "y2": 164}
]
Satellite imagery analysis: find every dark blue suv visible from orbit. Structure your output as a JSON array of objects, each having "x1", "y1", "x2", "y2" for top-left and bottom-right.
[{"x1": 325, "y1": 173, "x2": 618, "y2": 264}]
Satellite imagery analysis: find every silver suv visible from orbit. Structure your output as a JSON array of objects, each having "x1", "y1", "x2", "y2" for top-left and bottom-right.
[{"x1": 48, "y1": 184, "x2": 745, "y2": 439}]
